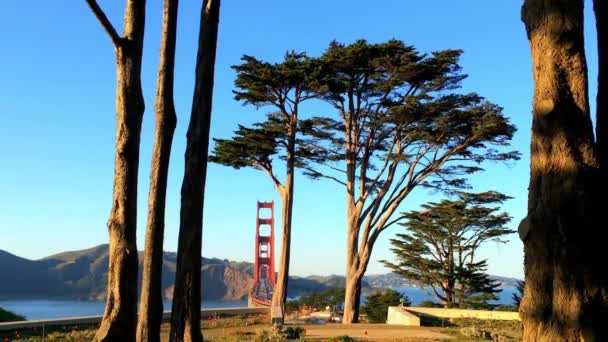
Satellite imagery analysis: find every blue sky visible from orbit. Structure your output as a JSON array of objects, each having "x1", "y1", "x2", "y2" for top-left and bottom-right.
[{"x1": 0, "y1": 1, "x2": 600, "y2": 279}]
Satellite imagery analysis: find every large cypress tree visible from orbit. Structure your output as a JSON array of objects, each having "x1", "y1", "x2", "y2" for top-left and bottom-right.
[
  {"x1": 519, "y1": 0, "x2": 608, "y2": 340},
  {"x1": 303, "y1": 39, "x2": 519, "y2": 323},
  {"x1": 210, "y1": 52, "x2": 318, "y2": 323},
  {"x1": 383, "y1": 192, "x2": 513, "y2": 309}
]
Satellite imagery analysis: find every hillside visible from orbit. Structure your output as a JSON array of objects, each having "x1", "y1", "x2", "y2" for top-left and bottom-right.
[{"x1": 0, "y1": 245, "x2": 520, "y2": 301}]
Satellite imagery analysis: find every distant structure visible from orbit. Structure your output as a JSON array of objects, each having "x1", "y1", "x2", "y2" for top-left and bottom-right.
[{"x1": 249, "y1": 201, "x2": 276, "y2": 307}]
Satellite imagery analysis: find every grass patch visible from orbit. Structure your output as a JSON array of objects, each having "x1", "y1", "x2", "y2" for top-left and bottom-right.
[{"x1": 442, "y1": 318, "x2": 522, "y2": 341}]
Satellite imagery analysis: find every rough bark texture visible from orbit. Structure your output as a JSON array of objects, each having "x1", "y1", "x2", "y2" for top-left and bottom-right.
[
  {"x1": 169, "y1": 0, "x2": 220, "y2": 341},
  {"x1": 86, "y1": 1, "x2": 146, "y2": 341},
  {"x1": 137, "y1": 0, "x2": 178, "y2": 341},
  {"x1": 270, "y1": 119, "x2": 296, "y2": 324},
  {"x1": 520, "y1": 0, "x2": 608, "y2": 340},
  {"x1": 596, "y1": 0, "x2": 607, "y2": 170}
]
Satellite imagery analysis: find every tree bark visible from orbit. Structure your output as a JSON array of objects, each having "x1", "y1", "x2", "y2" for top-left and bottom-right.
[
  {"x1": 270, "y1": 180, "x2": 292, "y2": 324},
  {"x1": 343, "y1": 267, "x2": 364, "y2": 324},
  {"x1": 136, "y1": 0, "x2": 178, "y2": 341},
  {"x1": 169, "y1": 0, "x2": 220, "y2": 341},
  {"x1": 520, "y1": 0, "x2": 608, "y2": 340},
  {"x1": 270, "y1": 116, "x2": 295, "y2": 324},
  {"x1": 596, "y1": 0, "x2": 607, "y2": 170},
  {"x1": 89, "y1": 1, "x2": 146, "y2": 341}
]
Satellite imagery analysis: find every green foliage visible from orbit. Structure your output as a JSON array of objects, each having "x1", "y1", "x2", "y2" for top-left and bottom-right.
[
  {"x1": 418, "y1": 300, "x2": 443, "y2": 308},
  {"x1": 210, "y1": 52, "x2": 320, "y2": 182},
  {"x1": 301, "y1": 39, "x2": 519, "y2": 196},
  {"x1": 286, "y1": 287, "x2": 345, "y2": 312},
  {"x1": 0, "y1": 307, "x2": 25, "y2": 322},
  {"x1": 512, "y1": 279, "x2": 524, "y2": 308},
  {"x1": 282, "y1": 326, "x2": 306, "y2": 339},
  {"x1": 361, "y1": 289, "x2": 410, "y2": 323},
  {"x1": 494, "y1": 304, "x2": 519, "y2": 312},
  {"x1": 383, "y1": 192, "x2": 514, "y2": 308},
  {"x1": 330, "y1": 335, "x2": 357, "y2": 342}
]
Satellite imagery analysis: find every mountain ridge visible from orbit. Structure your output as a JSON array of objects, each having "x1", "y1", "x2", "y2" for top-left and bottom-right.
[{"x1": 0, "y1": 245, "x2": 520, "y2": 301}]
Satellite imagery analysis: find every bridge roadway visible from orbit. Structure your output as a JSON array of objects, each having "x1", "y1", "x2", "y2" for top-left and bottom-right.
[{"x1": 252, "y1": 277, "x2": 273, "y2": 303}]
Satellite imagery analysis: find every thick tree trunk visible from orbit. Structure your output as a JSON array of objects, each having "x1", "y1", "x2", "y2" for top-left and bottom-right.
[
  {"x1": 343, "y1": 199, "x2": 367, "y2": 324},
  {"x1": 520, "y1": 1, "x2": 608, "y2": 340},
  {"x1": 596, "y1": 0, "x2": 607, "y2": 169},
  {"x1": 169, "y1": 1, "x2": 220, "y2": 341},
  {"x1": 136, "y1": 0, "x2": 178, "y2": 341},
  {"x1": 94, "y1": 1, "x2": 146, "y2": 341},
  {"x1": 343, "y1": 267, "x2": 363, "y2": 324}
]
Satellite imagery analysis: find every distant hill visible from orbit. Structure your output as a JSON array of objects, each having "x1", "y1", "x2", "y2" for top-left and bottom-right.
[{"x1": 0, "y1": 245, "x2": 520, "y2": 301}]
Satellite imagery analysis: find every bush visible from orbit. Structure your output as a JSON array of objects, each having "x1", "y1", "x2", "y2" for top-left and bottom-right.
[
  {"x1": 287, "y1": 288, "x2": 345, "y2": 312},
  {"x1": 331, "y1": 336, "x2": 357, "y2": 342},
  {"x1": 0, "y1": 307, "x2": 25, "y2": 322},
  {"x1": 361, "y1": 289, "x2": 410, "y2": 323},
  {"x1": 418, "y1": 300, "x2": 443, "y2": 308},
  {"x1": 282, "y1": 326, "x2": 306, "y2": 339},
  {"x1": 494, "y1": 304, "x2": 518, "y2": 312}
]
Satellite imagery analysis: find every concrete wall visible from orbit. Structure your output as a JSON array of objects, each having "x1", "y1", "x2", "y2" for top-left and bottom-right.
[
  {"x1": 403, "y1": 307, "x2": 520, "y2": 321},
  {"x1": 386, "y1": 306, "x2": 421, "y2": 326}
]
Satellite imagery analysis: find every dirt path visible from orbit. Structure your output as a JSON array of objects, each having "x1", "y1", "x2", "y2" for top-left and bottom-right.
[
  {"x1": 199, "y1": 323, "x2": 454, "y2": 341},
  {"x1": 302, "y1": 324, "x2": 453, "y2": 341}
]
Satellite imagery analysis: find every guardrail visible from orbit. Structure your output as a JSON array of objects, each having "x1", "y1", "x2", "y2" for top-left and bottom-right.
[{"x1": 0, "y1": 307, "x2": 269, "y2": 332}]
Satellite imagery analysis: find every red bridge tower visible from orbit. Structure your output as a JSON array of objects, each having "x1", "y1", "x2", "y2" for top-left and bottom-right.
[{"x1": 249, "y1": 201, "x2": 276, "y2": 307}]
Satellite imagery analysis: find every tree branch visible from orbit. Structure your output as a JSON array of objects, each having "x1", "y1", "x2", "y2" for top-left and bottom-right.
[
  {"x1": 85, "y1": 0, "x2": 122, "y2": 48},
  {"x1": 252, "y1": 161, "x2": 284, "y2": 192}
]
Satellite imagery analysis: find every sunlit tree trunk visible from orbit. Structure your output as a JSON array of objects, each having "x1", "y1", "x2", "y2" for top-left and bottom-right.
[
  {"x1": 270, "y1": 118, "x2": 296, "y2": 324},
  {"x1": 520, "y1": 0, "x2": 608, "y2": 340},
  {"x1": 85, "y1": 0, "x2": 146, "y2": 341},
  {"x1": 136, "y1": 0, "x2": 178, "y2": 341},
  {"x1": 169, "y1": 0, "x2": 220, "y2": 341}
]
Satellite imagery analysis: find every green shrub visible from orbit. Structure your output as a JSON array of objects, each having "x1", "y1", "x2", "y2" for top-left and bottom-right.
[
  {"x1": 361, "y1": 289, "x2": 410, "y2": 323},
  {"x1": 282, "y1": 326, "x2": 306, "y2": 339},
  {"x1": 287, "y1": 288, "x2": 345, "y2": 312},
  {"x1": 0, "y1": 307, "x2": 25, "y2": 322},
  {"x1": 418, "y1": 300, "x2": 443, "y2": 308}
]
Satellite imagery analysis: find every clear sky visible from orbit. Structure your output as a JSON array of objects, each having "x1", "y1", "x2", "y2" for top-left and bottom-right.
[{"x1": 0, "y1": 1, "x2": 600, "y2": 279}]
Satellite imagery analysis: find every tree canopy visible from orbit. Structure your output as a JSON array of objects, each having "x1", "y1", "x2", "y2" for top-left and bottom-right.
[
  {"x1": 297, "y1": 39, "x2": 518, "y2": 322},
  {"x1": 383, "y1": 191, "x2": 514, "y2": 308}
]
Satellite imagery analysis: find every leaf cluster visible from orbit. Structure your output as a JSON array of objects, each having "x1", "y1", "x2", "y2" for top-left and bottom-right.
[{"x1": 361, "y1": 289, "x2": 410, "y2": 323}]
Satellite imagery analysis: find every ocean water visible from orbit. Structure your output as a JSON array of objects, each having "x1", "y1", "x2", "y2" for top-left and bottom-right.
[
  {"x1": 393, "y1": 286, "x2": 517, "y2": 306},
  {"x1": 0, "y1": 299, "x2": 247, "y2": 321},
  {"x1": 1, "y1": 286, "x2": 517, "y2": 321}
]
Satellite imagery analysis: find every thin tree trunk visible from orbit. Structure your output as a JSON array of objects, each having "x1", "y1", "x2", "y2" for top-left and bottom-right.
[
  {"x1": 88, "y1": 0, "x2": 146, "y2": 341},
  {"x1": 270, "y1": 181, "x2": 292, "y2": 324},
  {"x1": 596, "y1": 0, "x2": 607, "y2": 169},
  {"x1": 270, "y1": 117, "x2": 295, "y2": 323},
  {"x1": 520, "y1": 0, "x2": 608, "y2": 340},
  {"x1": 169, "y1": 0, "x2": 220, "y2": 341},
  {"x1": 136, "y1": 0, "x2": 178, "y2": 341}
]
